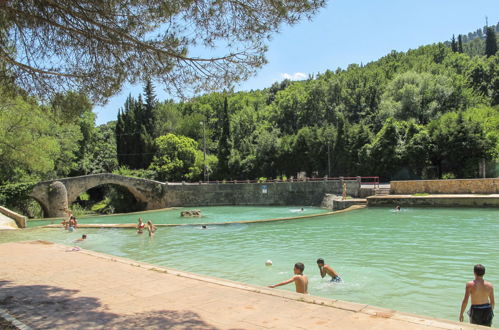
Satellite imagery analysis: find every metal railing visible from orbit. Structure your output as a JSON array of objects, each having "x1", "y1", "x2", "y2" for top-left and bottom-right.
[{"x1": 168, "y1": 176, "x2": 380, "y2": 188}]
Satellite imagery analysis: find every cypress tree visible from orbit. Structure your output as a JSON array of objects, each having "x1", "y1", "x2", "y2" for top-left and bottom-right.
[
  {"x1": 115, "y1": 110, "x2": 126, "y2": 166},
  {"x1": 457, "y1": 35, "x2": 464, "y2": 53},
  {"x1": 451, "y1": 35, "x2": 457, "y2": 52},
  {"x1": 485, "y1": 27, "x2": 498, "y2": 57},
  {"x1": 217, "y1": 96, "x2": 231, "y2": 178},
  {"x1": 143, "y1": 79, "x2": 156, "y2": 133}
]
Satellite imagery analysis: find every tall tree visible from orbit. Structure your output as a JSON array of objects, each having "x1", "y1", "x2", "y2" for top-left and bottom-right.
[
  {"x1": 149, "y1": 133, "x2": 198, "y2": 182},
  {"x1": 451, "y1": 35, "x2": 458, "y2": 52},
  {"x1": 217, "y1": 97, "x2": 231, "y2": 177},
  {"x1": 143, "y1": 80, "x2": 157, "y2": 134},
  {"x1": 0, "y1": 90, "x2": 60, "y2": 183},
  {"x1": 1, "y1": 0, "x2": 325, "y2": 101},
  {"x1": 485, "y1": 27, "x2": 498, "y2": 57},
  {"x1": 429, "y1": 112, "x2": 495, "y2": 178},
  {"x1": 457, "y1": 34, "x2": 464, "y2": 53}
]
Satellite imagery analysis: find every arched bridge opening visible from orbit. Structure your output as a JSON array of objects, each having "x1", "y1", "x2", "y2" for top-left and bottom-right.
[
  {"x1": 30, "y1": 174, "x2": 165, "y2": 218},
  {"x1": 73, "y1": 183, "x2": 146, "y2": 214}
]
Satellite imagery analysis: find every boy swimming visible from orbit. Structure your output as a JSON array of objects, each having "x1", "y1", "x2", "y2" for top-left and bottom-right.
[
  {"x1": 269, "y1": 262, "x2": 308, "y2": 294},
  {"x1": 75, "y1": 234, "x2": 87, "y2": 242},
  {"x1": 317, "y1": 258, "x2": 342, "y2": 282}
]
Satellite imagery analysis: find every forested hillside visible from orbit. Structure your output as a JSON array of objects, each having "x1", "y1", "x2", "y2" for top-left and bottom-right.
[
  {"x1": 115, "y1": 28, "x2": 499, "y2": 182},
  {"x1": 1, "y1": 25, "x2": 498, "y2": 215}
]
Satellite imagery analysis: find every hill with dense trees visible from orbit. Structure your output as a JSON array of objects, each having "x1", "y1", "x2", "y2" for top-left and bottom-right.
[{"x1": 1, "y1": 25, "x2": 498, "y2": 215}]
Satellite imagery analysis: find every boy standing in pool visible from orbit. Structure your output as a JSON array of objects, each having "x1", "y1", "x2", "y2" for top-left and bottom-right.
[
  {"x1": 317, "y1": 258, "x2": 342, "y2": 282},
  {"x1": 459, "y1": 264, "x2": 495, "y2": 326},
  {"x1": 269, "y1": 262, "x2": 308, "y2": 294}
]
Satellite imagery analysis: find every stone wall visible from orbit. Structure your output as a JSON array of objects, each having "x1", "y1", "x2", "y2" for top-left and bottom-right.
[
  {"x1": 163, "y1": 180, "x2": 361, "y2": 207},
  {"x1": 391, "y1": 178, "x2": 499, "y2": 194},
  {"x1": 367, "y1": 195, "x2": 499, "y2": 207},
  {"x1": 30, "y1": 174, "x2": 362, "y2": 218}
]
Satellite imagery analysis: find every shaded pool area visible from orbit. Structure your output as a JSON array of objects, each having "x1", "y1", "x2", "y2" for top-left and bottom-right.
[{"x1": 1, "y1": 206, "x2": 498, "y2": 325}]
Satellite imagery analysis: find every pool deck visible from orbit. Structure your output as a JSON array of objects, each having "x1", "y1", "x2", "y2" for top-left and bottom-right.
[{"x1": 0, "y1": 241, "x2": 490, "y2": 330}]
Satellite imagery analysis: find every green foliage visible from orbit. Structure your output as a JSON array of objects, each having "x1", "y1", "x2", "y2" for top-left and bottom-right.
[
  {"x1": 3, "y1": 0, "x2": 325, "y2": 101},
  {"x1": 116, "y1": 85, "x2": 156, "y2": 169},
  {"x1": 0, "y1": 182, "x2": 37, "y2": 216},
  {"x1": 429, "y1": 112, "x2": 495, "y2": 178},
  {"x1": 485, "y1": 27, "x2": 498, "y2": 57},
  {"x1": 2, "y1": 25, "x2": 499, "y2": 186},
  {"x1": 217, "y1": 97, "x2": 231, "y2": 176},
  {"x1": 379, "y1": 71, "x2": 455, "y2": 124},
  {"x1": 0, "y1": 91, "x2": 60, "y2": 183},
  {"x1": 149, "y1": 134, "x2": 199, "y2": 181},
  {"x1": 112, "y1": 166, "x2": 156, "y2": 180}
]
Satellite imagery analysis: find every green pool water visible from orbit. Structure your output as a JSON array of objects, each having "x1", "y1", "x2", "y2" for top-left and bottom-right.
[
  {"x1": 27, "y1": 206, "x2": 328, "y2": 227},
  {"x1": 1, "y1": 206, "x2": 498, "y2": 324}
]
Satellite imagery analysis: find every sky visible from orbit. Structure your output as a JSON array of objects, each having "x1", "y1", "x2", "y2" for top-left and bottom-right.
[{"x1": 94, "y1": 0, "x2": 499, "y2": 125}]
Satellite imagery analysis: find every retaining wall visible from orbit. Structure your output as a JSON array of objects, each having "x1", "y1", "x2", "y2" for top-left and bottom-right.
[
  {"x1": 391, "y1": 178, "x2": 499, "y2": 195},
  {"x1": 367, "y1": 195, "x2": 499, "y2": 207},
  {"x1": 163, "y1": 180, "x2": 361, "y2": 207}
]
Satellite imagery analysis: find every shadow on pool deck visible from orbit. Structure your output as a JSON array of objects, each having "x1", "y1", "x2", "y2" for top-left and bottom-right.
[{"x1": 0, "y1": 281, "x2": 220, "y2": 330}]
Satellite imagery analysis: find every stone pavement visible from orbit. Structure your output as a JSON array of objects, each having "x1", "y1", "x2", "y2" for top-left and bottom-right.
[{"x1": 0, "y1": 241, "x2": 490, "y2": 329}]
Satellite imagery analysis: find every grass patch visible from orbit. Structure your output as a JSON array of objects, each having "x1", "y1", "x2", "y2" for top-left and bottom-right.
[{"x1": 413, "y1": 193, "x2": 430, "y2": 196}]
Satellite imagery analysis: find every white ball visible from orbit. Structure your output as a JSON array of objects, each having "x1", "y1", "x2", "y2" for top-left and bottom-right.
[{"x1": 265, "y1": 260, "x2": 273, "y2": 266}]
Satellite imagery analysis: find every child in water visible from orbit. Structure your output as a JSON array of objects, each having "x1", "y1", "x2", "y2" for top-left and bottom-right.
[
  {"x1": 317, "y1": 258, "x2": 342, "y2": 282},
  {"x1": 75, "y1": 234, "x2": 87, "y2": 242},
  {"x1": 137, "y1": 218, "x2": 145, "y2": 234},
  {"x1": 269, "y1": 262, "x2": 308, "y2": 294},
  {"x1": 146, "y1": 220, "x2": 156, "y2": 237}
]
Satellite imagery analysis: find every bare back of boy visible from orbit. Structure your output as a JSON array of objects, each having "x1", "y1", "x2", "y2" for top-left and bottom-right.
[
  {"x1": 468, "y1": 279, "x2": 494, "y2": 305},
  {"x1": 323, "y1": 265, "x2": 339, "y2": 278},
  {"x1": 293, "y1": 274, "x2": 308, "y2": 294}
]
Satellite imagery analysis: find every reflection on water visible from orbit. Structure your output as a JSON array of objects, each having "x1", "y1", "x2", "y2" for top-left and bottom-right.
[{"x1": 1, "y1": 206, "x2": 498, "y2": 324}]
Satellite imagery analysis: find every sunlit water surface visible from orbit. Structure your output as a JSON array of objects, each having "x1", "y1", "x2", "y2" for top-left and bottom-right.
[{"x1": 1, "y1": 206, "x2": 498, "y2": 324}]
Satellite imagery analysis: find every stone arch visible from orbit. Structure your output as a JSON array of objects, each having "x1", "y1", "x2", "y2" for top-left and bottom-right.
[
  {"x1": 63, "y1": 176, "x2": 149, "y2": 207},
  {"x1": 28, "y1": 195, "x2": 50, "y2": 218},
  {"x1": 30, "y1": 174, "x2": 166, "y2": 218}
]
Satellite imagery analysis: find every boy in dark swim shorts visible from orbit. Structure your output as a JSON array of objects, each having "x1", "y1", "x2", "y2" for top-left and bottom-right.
[
  {"x1": 459, "y1": 264, "x2": 495, "y2": 327},
  {"x1": 317, "y1": 258, "x2": 342, "y2": 283}
]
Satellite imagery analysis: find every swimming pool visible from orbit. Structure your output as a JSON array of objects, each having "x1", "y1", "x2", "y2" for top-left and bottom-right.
[
  {"x1": 1, "y1": 206, "x2": 497, "y2": 324},
  {"x1": 27, "y1": 205, "x2": 328, "y2": 227}
]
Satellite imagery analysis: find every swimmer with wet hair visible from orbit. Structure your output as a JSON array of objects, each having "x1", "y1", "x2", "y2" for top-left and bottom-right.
[
  {"x1": 317, "y1": 258, "x2": 342, "y2": 283},
  {"x1": 75, "y1": 234, "x2": 87, "y2": 242},
  {"x1": 269, "y1": 262, "x2": 308, "y2": 294}
]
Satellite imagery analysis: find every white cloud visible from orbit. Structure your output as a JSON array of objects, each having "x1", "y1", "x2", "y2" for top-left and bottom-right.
[{"x1": 280, "y1": 72, "x2": 307, "y2": 81}]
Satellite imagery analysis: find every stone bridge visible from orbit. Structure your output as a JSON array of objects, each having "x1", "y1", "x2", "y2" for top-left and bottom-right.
[
  {"x1": 30, "y1": 174, "x2": 166, "y2": 218},
  {"x1": 30, "y1": 174, "x2": 362, "y2": 218}
]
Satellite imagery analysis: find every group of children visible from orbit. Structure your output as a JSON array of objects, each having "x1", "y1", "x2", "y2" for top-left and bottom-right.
[
  {"x1": 61, "y1": 209, "x2": 78, "y2": 232},
  {"x1": 269, "y1": 260, "x2": 495, "y2": 327},
  {"x1": 269, "y1": 258, "x2": 341, "y2": 294},
  {"x1": 137, "y1": 217, "x2": 156, "y2": 237},
  {"x1": 61, "y1": 209, "x2": 88, "y2": 243}
]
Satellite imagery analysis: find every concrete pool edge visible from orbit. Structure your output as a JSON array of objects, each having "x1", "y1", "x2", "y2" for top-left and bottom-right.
[
  {"x1": 0, "y1": 240, "x2": 491, "y2": 330},
  {"x1": 38, "y1": 205, "x2": 366, "y2": 229},
  {"x1": 28, "y1": 206, "x2": 179, "y2": 222},
  {"x1": 368, "y1": 194, "x2": 499, "y2": 207}
]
